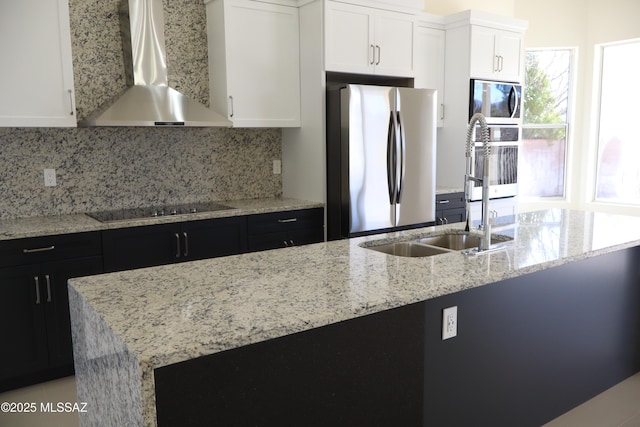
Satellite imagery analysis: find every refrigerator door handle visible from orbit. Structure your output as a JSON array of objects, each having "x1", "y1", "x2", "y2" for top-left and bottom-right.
[
  {"x1": 387, "y1": 111, "x2": 397, "y2": 204},
  {"x1": 396, "y1": 111, "x2": 407, "y2": 203}
]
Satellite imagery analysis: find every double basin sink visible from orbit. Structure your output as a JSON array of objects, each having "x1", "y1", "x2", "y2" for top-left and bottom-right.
[{"x1": 362, "y1": 231, "x2": 513, "y2": 257}]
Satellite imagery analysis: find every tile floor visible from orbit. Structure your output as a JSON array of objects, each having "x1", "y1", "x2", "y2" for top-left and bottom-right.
[
  {"x1": 1, "y1": 372, "x2": 639, "y2": 426},
  {"x1": 0, "y1": 376, "x2": 79, "y2": 427},
  {"x1": 543, "y1": 373, "x2": 640, "y2": 427}
]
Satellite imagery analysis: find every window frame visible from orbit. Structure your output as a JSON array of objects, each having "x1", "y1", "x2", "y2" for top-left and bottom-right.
[
  {"x1": 521, "y1": 47, "x2": 577, "y2": 202},
  {"x1": 588, "y1": 38, "x2": 640, "y2": 211}
]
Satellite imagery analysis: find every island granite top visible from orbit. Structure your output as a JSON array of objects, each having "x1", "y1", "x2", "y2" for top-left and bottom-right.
[{"x1": 69, "y1": 208, "x2": 640, "y2": 372}]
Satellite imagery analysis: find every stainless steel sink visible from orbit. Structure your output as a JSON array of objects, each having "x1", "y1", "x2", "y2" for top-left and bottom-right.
[
  {"x1": 365, "y1": 242, "x2": 451, "y2": 257},
  {"x1": 363, "y1": 232, "x2": 513, "y2": 257},
  {"x1": 417, "y1": 233, "x2": 480, "y2": 250}
]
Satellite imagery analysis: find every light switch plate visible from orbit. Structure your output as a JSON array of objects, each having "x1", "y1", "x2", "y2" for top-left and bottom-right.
[{"x1": 273, "y1": 159, "x2": 282, "y2": 174}]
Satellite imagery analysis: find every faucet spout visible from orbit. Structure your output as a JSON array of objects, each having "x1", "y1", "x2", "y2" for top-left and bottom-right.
[{"x1": 465, "y1": 113, "x2": 492, "y2": 251}]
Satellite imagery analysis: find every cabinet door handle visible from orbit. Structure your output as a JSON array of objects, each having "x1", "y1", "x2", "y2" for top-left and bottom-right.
[
  {"x1": 277, "y1": 218, "x2": 297, "y2": 223},
  {"x1": 440, "y1": 103, "x2": 445, "y2": 120},
  {"x1": 68, "y1": 89, "x2": 74, "y2": 116},
  {"x1": 370, "y1": 44, "x2": 375, "y2": 64},
  {"x1": 23, "y1": 245, "x2": 55, "y2": 254},
  {"x1": 494, "y1": 55, "x2": 500, "y2": 72},
  {"x1": 175, "y1": 233, "x2": 181, "y2": 258},
  {"x1": 34, "y1": 276, "x2": 41, "y2": 304},
  {"x1": 283, "y1": 240, "x2": 289, "y2": 247},
  {"x1": 289, "y1": 240, "x2": 294, "y2": 246},
  {"x1": 228, "y1": 96, "x2": 234, "y2": 118},
  {"x1": 376, "y1": 45, "x2": 381, "y2": 65},
  {"x1": 182, "y1": 232, "x2": 189, "y2": 257},
  {"x1": 45, "y1": 274, "x2": 52, "y2": 303}
]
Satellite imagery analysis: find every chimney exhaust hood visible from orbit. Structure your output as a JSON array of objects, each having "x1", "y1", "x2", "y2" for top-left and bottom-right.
[{"x1": 80, "y1": 0, "x2": 231, "y2": 127}]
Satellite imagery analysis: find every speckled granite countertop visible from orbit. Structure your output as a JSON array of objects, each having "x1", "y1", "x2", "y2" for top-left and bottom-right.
[
  {"x1": 0, "y1": 197, "x2": 323, "y2": 241},
  {"x1": 436, "y1": 186, "x2": 464, "y2": 194},
  {"x1": 68, "y1": 208, "x2": 640, "y2": 426}
]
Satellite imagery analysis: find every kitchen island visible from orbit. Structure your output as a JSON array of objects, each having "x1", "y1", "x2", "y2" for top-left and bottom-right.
[{"x1": 68, "y1": 209, "x2": 640, "y2": 426}]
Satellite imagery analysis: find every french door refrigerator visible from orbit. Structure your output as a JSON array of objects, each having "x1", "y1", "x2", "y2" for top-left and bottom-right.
[{"x1": 327, "y1": 84, "x2": 437, "y2": 240}]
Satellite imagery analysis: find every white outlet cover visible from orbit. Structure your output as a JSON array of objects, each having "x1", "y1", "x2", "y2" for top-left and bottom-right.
[
  {"x1": 273, "y1": 159, "x2": 282, "y2": 175},
  {"x1": 442, "y1": 306, "x2": 458, "y2": 340},
  {"x1": 44, "y1": 168, "x2": 57, "y2": 187}
]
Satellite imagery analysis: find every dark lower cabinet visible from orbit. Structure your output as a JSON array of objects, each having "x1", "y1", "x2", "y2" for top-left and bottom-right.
[
  {"x1": 0, "y1": 232, "x2": 103, "y2": 392},
  {"x1": 247, "y1": 208, "x2": 324, "y2": 251},
  {"x1": 155, "y1": 302, "x2": 425, "y2": 426},
  {"x1": 435, "y1": 192, "x2": 466, "y2": 225},
  {"x1": 102, "y1": 216, "x2": 248, "y2": 272}
]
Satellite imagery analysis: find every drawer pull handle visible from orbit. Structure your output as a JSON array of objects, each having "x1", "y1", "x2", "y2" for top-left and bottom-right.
[
  {"x1": 23, "y1": 245, "x2": 55, "y2": 254},
  {"x1": 438, "y1": 200, "x2": 450, "y2": 204},
  {"x1": 45, "y1": 274, "x2": 52, "y2": 303},
  {"x1": 183, "y1": 232, "x2": 189, "y2": 257},
  {"x1": 68, "y1": 89, "x2": 74, "y2": 116},
  {"x1": 277, "y1": 218, "x2": 297, "y2": 223},
  {"x1": 34, "y1": 276, "x2": 41, "y2": 304}
]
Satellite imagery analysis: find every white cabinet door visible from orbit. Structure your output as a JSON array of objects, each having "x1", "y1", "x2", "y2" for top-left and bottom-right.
[
  {"x1": 414, "y1": 26, "x2": 445, "y2": 127},
  {"x1": 0, "y1": 0, "x2": 76, "y2": 127},
  {"x1": 470, "y1": 26, "x2": 523, "y2": 82},
  {"x1": 325, "y1": 2, "x2": 374, "y2": 75},
  {"x1": 325, "y1": 1, "x2": 415, "y2": 77},
  {"x1": 469, "y1": 26, "x2": 498, "y2": 80},
  {"x1": 206, "y1": 0, "x2": 300, "y2": 127},
  {"x1": 373, "y1": 10, "x2": 415, "y2": 77},
  {"x1": 497, "y1": 30, "x2": 524, "y2": 82}
]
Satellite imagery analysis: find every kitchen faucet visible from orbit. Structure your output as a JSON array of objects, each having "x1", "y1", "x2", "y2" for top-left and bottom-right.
[{"x1": 464, "y1": 113, "x2": 492, "y2": 251}]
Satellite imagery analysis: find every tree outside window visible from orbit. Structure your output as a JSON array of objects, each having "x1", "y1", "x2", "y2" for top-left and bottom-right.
[{"x1": 521, "y1": 49, "x2": 573, "y2": 198}]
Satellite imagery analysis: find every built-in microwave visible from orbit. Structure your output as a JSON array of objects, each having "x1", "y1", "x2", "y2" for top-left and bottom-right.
[
  {"x1": 470, "y1": 124, "x2": 519, "y2": 201},
  {"x1": 469, "y1": 79, "x2": 522, "y2": 125}
]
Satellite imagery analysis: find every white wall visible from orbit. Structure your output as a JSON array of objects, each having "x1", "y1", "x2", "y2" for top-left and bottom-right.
[{"x1": 424, "y1": 0, "x2": 515, "y2": 16}]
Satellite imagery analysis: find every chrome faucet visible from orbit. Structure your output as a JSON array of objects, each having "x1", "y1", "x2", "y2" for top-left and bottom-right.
[{"x1": 464, "y1": 113, "x2": 492, "y2": 251}]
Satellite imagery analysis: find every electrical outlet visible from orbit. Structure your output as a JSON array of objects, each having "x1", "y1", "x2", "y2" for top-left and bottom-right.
[
  {"x1": 442, "y1": 306, "x2": 458, "y2": 340},
  {"x1": 44, "y1": 168, "x2": 57, "y2": 187},
  {"x1": 273, "y1": 159, "x2": 282, "y2": 175}
]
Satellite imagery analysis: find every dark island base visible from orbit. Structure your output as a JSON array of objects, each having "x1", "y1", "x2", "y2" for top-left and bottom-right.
[{"x1": 155, "y1": 246, "x2": 640, "y2": 426}]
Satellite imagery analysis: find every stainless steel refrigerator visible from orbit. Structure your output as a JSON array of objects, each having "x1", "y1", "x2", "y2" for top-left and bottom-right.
[{"x1": 326, "y1": 84, "x2": 437, "y2": 240}]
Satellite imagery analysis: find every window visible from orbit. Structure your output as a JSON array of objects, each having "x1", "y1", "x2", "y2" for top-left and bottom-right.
[
  {"x1": 521, "y1": 49, "x2": 574, "y2": 198},
  {"x1": 593, "y1": 39, "x2": 640, "y2": 205}
]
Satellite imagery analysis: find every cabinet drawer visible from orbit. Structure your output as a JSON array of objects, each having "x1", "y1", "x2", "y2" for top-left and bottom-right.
[
  {"x1": 248, "y1": 208, "x2": 323, "y2": 235},
  {"x1": 102, "y1": 224, "x2": 180, "y2": 273},
  {"x1": 436, "y1": 193, "x2": 465, "y2": 210},
  {"x1": 0, "y1": 232, "x2": 102, "y2": 268}
]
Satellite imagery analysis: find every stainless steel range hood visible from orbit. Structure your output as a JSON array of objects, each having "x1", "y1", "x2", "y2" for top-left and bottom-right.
[{"x1": 80, "y1": 0, "x2": 231, "y2": 127}]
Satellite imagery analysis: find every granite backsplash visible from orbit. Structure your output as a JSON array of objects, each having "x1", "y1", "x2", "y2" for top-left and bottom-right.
[{"x1": 0, "y1": 0, "x2": 282, "y2": 219}]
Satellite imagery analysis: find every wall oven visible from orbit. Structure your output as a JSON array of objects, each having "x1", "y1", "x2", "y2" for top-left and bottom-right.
[
  {"x1": 470, "y1": 124, "x2": 519, "y2": 201},
  {"x1": 469, "y1": 79, "x2": 522, "y2": 125}
]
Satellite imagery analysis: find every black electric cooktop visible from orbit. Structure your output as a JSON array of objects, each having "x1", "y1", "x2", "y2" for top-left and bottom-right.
[{"x1": 87, "y1": 202, "x2": 233, "y2": 222}]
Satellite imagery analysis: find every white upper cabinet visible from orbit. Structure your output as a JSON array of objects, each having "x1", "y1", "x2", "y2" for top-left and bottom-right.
[
  {"x1": 325, "y1": 1, "x2": 416, "y2": 77},
  {"x1": 469, "y1": 25, "x2": 524, "y2": 82},
  {"x1": 205, "y1": 0, "x2": 301, "y2": 127},
  {"x1": 0, "y1": 0, "x2": 76, "y2": 127},
  {"x1": 414, "y1": 24, "x2": 445, "y2": 126}
]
